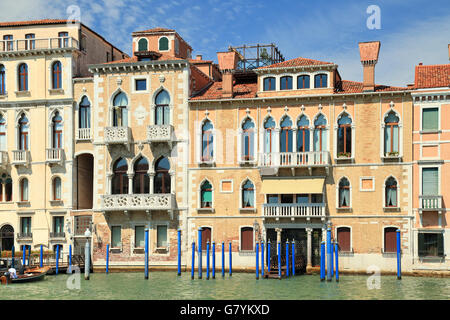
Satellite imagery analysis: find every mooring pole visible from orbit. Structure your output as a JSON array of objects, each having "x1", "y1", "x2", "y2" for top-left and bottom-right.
[
  {"x1": 105, "y1": 244, "x2": 109, "y2": 274},
  {"x1": 267, "y1": 240, "x2": 271, "y2": 272},
  {"x1": 55, "y1": 245, "x2": 60, "y2": 275},
  {"x1": 397, "y1": 229, "x2": 402, "y2": 280},
  {"x1": 68, "y1": 245, "x2": 72, "y2": 273},
  {"x1": 84, "y1": 240, "x2": 90, "y2": 280},
  {"x1": 177, "y1": 229, "x2": 181, "y2": 276},
  {"x1": 206, "y1": 241, "x2": 210, "y2": 280},
  {"x1": 261, "y1": 241, "x2": 265, "y2": 278},
  {"x1": 256, "y1": 242, "x2": 259, "y2": 280},
  {"x1": 221, "y1": 241, "x2": 225, "y2": 277},
  {"x1": 285, "y1": 240, "x2": 289, "y2": 278},
  {"x1": 229, "y1": 241, "x2": 232, "y2": 276},
  {"x1": 22, "y1": 247, "x2": 26, "y2": 269},
  {"x1": 335, "y1": 241, "x2": 339, "y2": 282},
  {"x1": 291, "y1": 240, "x2": 295, "y2": 276},
  {"x1": 198, "y1": 228, "x2": 202, "y2": 279},
  {"x1": 40, "y1": 245, "x2": 43, "y2": 268},
  {"x1": 191, "y1": 242, "x2": 195, "y2": 279},
  {"x1": 277, "y1": 242, "x2": 281, "y2": 279},
  {"x1": 320, "y1": 241, "x2": 325, "y2": 281},
  {"x1": 144, "y1": 228, "x2": 149, "y2": 279},
  {"x1": 330, "y1": 238, "x2": 334, "y2": 278},
  {"x1": 327, "y1": 227, "x2": 332, "y2": 281},
  {"x1": 27, "y1": 245, "x2": 31, "y2": 266},
  {"x1": 212, "y1": 242, "x2": 216, "y2": 279}
]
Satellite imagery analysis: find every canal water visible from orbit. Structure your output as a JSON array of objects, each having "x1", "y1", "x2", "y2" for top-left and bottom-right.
[{"x1": 0, "y1": 272, "x2": 448, "y2": 300}]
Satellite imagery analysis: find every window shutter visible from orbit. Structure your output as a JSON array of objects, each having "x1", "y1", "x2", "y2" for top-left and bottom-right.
[
  {"x1": 422, "y1": 168, "x2": 438, "y2": 195},
  {"x1": 422, "y1": 108, "x2": 438, "y2": 130}
]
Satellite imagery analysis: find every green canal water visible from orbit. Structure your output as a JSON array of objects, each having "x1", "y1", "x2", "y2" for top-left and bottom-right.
[{"x1": 0, "y1": 272, "x2": 449, "y2": 300}]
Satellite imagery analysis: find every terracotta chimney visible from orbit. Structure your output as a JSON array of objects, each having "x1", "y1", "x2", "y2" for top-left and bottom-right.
[
  {"x1": 196, "y1": 54, "x2": 203, "y2": 61},
  {"x1": 358, "y1": 41, "x2": 381, "y2": 92},
  {"x1": 217, "y1": 51, "x2": 239, "y2": 98}
]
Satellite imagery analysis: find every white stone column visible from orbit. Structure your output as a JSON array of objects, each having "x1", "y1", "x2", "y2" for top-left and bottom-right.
[
  {"x1": 148, "y1": 171, "x2": 155, "y2": 194},
  {"x1": 127, "y1": 174, "x2": 134, "y2": 195},
  {"x1": 306, "y1": 227, "x2": 312, "y2": 268},
  {"x1": 106, "y1": 173, "x2": 113, "y2": 195}
]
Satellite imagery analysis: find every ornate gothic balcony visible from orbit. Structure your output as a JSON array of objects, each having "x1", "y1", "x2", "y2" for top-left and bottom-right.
[
  {"x1": 104, "y1": 126, "x2": 131, "y2": 145},
  {"x1": 100, "y1": 193, "x2": 176, "y2": 217},
  {"x1": 262, "y1": 203, "x2": 326, "y2": 221},
  {"x1": 147, "y1": 125, "x2": 174, "y2": 148},
  {"x1": 46, "y1": 148, "x2": 63, "y2": 164},
  {"x1": 12, "y1": 150, "x2": 29, "y2": 166}
]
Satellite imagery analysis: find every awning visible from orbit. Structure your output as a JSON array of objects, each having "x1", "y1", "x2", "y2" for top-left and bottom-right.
[{"x1": 261, "y1": 178, "x2": 325, "y2": 194}]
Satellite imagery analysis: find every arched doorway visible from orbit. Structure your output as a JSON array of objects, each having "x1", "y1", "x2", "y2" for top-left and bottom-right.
[{"x1": 0, "y1": 224, "x2": 14, "y2": 251}]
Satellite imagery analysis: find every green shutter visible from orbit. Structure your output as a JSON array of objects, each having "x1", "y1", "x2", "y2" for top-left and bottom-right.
[
  {"x1": 202, "y1": 190, "x2": 212, "y2": 202},
  {"x1": 422, "y1": 108, "x2": 438, "y2": 130},
  {"x1": 422, "y1": 168, "x2": 438, "y2": 195}
]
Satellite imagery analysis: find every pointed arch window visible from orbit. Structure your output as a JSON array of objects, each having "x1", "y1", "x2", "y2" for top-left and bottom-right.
[
  {"x1": 200, "y1": 180, "x2": 212, "y2": 208},
  {"x1": 385, "y1": 177, "x2": 398, "y2": 207},
  {"x1": 337, "y1": 113, "x2": 352, "y2": 157},
  {"x1": 384, "y1": 111, "x2": 399, "y2": 156},
  {"x1": 18, "y1": 63, "x2": 28, "y2": 91},
  {"x1": 297, "y1": 115, "x2": 310, "y2": 152},
  {"x1": 0, "y1": 114, "x2": 6, "y2": 151},
  {"x1": 18, "y1": 113, "x2": 29, "y2": 150},
  {"x1": 313, "y1": 114, "x2": 327, "y2": 152},
  {"x1": 20, "y1": 178, "x2": 29, "y2": 202},
  {"x1": 0, "y1": 65, "x2": 5, "y2": 95},
  {"x1": 79, "y1": 96, "x2": 91, "y2": 129},
  {"x1": 53, "y1": 177, "x2": 62, "y2": 201},
  {"x1": 297, "y1": 75, "x2": 310, "y2": 89},
  {"x1": 52, "y1": 61, "x2": 62, "y2": 89},
  {"x1": 201, "y1": 120, "x2": 214, "y2": 162},
  {"x1": 133, "y1": 157, "x2": 149, "y2": 194},
  {"x1": 280, "y1": 116, "x2": 293, "y2": 153},
  {"x1": 155, "y1": 90, "x2": 170, "y2": 125},
  {"x1": 112, "y1": 158, "x2": 128, "y2": 195},
  {"x1": 280, "y1": 76, "x2": 292, "y2": 90},
  {"x1": 242, "y1": 118, "x2": 255, "y2": 161},
  {"x1": 159, "y1": 37, "x2": 169, "y2": 51},
  {"x1": 338, "y1": 178, "x2": 350, "y2": 208},
  {"x1": 263, "y1": 116, "x2": 276, "y2": 161},
  {"x1": 154, "y1": 157, "x2": 171, "y2": 194},
  {"x1": 138, "y1": 38, "x2": 148, "y2": 52},
  {"x1": 52, "y1": 112, "x2": 63, "y2": 149},
  {"x1": 112, "y1": 92, "x2": 128, "y2": 127},
  {"x1": 242, "y1": 180, "x2": 255, "y2": 208}
]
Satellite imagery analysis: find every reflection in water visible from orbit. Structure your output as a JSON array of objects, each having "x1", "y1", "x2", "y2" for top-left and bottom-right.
[{"x1": 0, "y1": 272, "x2": 448, "y2": 300}]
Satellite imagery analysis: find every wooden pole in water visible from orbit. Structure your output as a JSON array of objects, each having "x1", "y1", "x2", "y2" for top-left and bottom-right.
[
  {"x1": 106, "y1": 244, "x2": 109, "y2": 274},
  {"x1": 56, "y1": 245, "x2": 60, "y2": 275},
  {"x1": 191, "y1": 242, "x2": 195, "y2": 279},
  {"x1": 261, "y1": 241, "x2": 264, "y2": 278},
  {"x1": 229, "y1": 241, "x2": 232, "y2": 276},
  {"x1": 334, "y1": 241, "x2": 339, "y2": 282},
  {"x1": 40, "y1": 245, "x2": 43, "y2": 268},
  {"x1": 255, "y1": 242, "x2": 259, "y2": 280},
  {"x1": 212, "y1": 242, "x2": 216, "y2": 279},
  {"x1": 396, "y1": 229, "x2": 401, "y2": 280},
  {"x1": 285, "y1": 240, "x2": 289, "y2": 278},
  {"x1": 291, "y1": 240, "x2": 295, "y2": 276},
  {"x1": 206, "y1": 241, "x2": 210, "y2": 280},
  {"x1": 198, "y1": 228, "x2": 202, "y2": 279},
  {"x1": 177, "y1": 229, "x2": 181, "y2": 276},
  {"x1": 144, "y1": 228, "x2": 149, "y2": 279}
]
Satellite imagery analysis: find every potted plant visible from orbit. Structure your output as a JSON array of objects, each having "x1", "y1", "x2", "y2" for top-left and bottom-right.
[
  {"x1": 337, "y1": 152, "x2": 351, "y2": 158},
  {"x1": 387, "y1": 151, "x2": 399, "y2": 157}
]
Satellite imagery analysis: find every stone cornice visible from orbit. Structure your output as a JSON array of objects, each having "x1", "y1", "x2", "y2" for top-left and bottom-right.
[{"x1": 89, "y1": 59, "x2": 189, "y2": 74}]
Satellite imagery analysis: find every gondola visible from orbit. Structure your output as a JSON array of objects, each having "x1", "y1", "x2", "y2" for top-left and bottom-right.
[{"x1": 0, "y1": 266, "x2": 49, "y2": 285}]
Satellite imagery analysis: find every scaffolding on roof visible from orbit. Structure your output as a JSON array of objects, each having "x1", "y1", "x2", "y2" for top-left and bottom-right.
[{"x1": 228, "y1": 43, "x2": 285, "y2": 72}]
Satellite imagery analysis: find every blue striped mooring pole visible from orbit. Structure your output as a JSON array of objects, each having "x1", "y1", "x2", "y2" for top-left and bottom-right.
[
  {"x1": 144, "y1": 228, "x2": 149, "y2": 279},
  {"x1": 206, "y1": 241, "x2": 210, "y2": 280},
  {"x1": 277, "y1": 242, "x2": 281, "y2": 279},
  {"x1": 267, "y1": 241, "x2": 271, "y2": 272},
  {"x1": 331, "y1": 239, "x2": 334, "y2": 278},
  {"x1": 22, "y1": 246, "x2": 26, "y2": 269},
  {"x1": 334, "y1": 241, "x2": 339, "y2": 282},
  {"x1": 68, "y1": 245, "x2": 72, "y2": 273},
  {"x1": 55, "y1": 245, "x2": 60, "y2": 275},
  {"x1": 396, "y1": 229, "x2": 401, "y2": 280},
  {"x1": 255, "y1": 242, "x2": 259, "y2": 280},
  {"x1": 221, "y1": 241, "x2": 225, "y2": 277},
  {"x1": 291, "y1": 240, "x2": 295, "y2": 276},
  {"x1": 285, "y1": 240, "x2": 289, "y2": 277},
  {"x1": 105, "y1": 244, "x2": 109, "y2": 274},
  {"x1": 326, "y1": 227, "x2": 332, "y2": 281},
  {"x1": 177, "y1": 229, "x2": 181, "y2": 276},
  {"x1": 191, "y1": 242, "x2": 195, "y2": 279},
  {"x1": 261, "y1": 241, "x2": 265, "y2": 278},
  {"x1": 40, "y1": 245, "x2": 43, "y2": 268},
  {"x1": 212, "y1": 242, "x2": 216, "y2": 279},
  {"x1": 198, "y1": 228, "x2": 202, "y2": 279},
  {"x1": 320, "y1": 241, "x2": 325, "y2": 281},
  {"x1": 27, "y1": 245, "x2": 31, "y2": 266},
  {"x1": 229, "y1": 242, "x2": 232, "y2": 276}
]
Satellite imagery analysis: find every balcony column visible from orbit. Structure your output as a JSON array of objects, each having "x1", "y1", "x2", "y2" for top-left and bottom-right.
[
  {"x1": 306, "y1": 227, "x2": 312, "y2": 268},
  {"x1": 127, "y1": 174, "x2": 134, "y2": 195},
  {"x1": 309, "y1": 126, "x2": 314, "y2": 165},
  {"x1": 169, "y1": 170, "x2": 175, "y2": 194},
  {"x1": 148, "y1": 171, "x2": 155, "y2": 194},
  {"x1": 292, "y1": 128, "x2": 297, "y2": 154},
  {"x1": 275, "y1": 227, "x2": 282, "y2": 255},
  {"x1": 106, "y1": 173, "x2": 113, "y2": 195}
]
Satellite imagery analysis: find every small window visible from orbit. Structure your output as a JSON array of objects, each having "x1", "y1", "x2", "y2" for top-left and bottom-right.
[
  {"x1": 18, "y1": 63, "x2": 28, "y2": 91},
  {"x1": 267, "y1": 194, "x2": 278, "y2": 204},
  {"x1": 53, "y1": 216, "x2": 65, "y2": 234},
  {"x1": 135, "y1": 226, "x2": 145, "y2": 248},
  {"x1": 337, "y1": 227, "x2": 351, "y2": 252},
  {"x1": 422, "y1": 167, "x2": 438, "y2": 196},
  {"x1": 3, "y1": 35, "x2": 13, "y2": 51},
  {"x1": 263, "y1": 77, "x2": 275, "y2": 91},
  {"x1": 159, "y1": 37, "x2": 169, "y2": 51},
  {"x1": 25, "y1": 34, "x2": 35, "y2": 50},
  {"x1": 296, "y1": 194, "x2": 309, "y2": 203},
  {"x1": 20, "y1": 178, "x2": 29, "y2": 202},
  {"x1": 384, "y1": 227, "x2": 397, "y2": 253},
  {"x1": 21, "y1": 217, "x2": 31, "y2": 235},
  {"x1": 385, "y1": 178, "x2": 398, "y2": 207},
  {"x1": 52, "y1": 61, "x2": 62, "y2": 89},
  {"x1": 53, "y1": 177, "x2": 62, "y2": 201},
  {"x1": 157, "y1": 225, "x2": 168, "y2": 248},
  {"x1": 314, "y1": 74, "x2": 328, "y2": 88},
  {"x1": 280, "y1": 76, "x2": 292, "y2": 90},
  {"x1": 135, "y1": 79, "x2": 147, "y2": 91},
  {"x1": 422, "y1": 108, "x2": 438, "y2": 131},
  {"x1": 111, "y1": 226, "x2": 122, "y2": 248},
  {"x1": 201, "y1": 120, "x2": 214, "y2": 161},
  {"x1": 242, "y1": 180, "x2": 254, "y2": 208},
  {"x1": 338, "y1": 178, "x2": 350, "y2": 208},
  {"x1": 138, "y1": 38, "x2": 148, "y2": 52},
  {"x1": 200, "y1": 180, "x2": 212, "y2": 208},
  {"x1": 297, "y1": 75, "x2": 310, "y2": 89},
  {"x1": 58, "y1": 32, "x2": 69, "y2": 48},
  {"x1": 418, "y1": 233, "x2": 444, "y2": 257}
]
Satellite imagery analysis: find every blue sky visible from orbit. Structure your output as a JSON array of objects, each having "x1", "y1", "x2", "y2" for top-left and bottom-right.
[{"x1": 1, "y1": 0, "x2": 449, "y2": 86}]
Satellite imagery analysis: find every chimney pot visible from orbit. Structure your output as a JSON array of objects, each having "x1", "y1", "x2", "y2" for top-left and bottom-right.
[
  {"x1": 358, "y1": 41, "x2": 381, "y2": 92},
  {"x1": 217, "y1": 51, "x2": 239, "y2": 98},
  {"x1": 196, "y1": 54, "x2": 203, "y2": 61},
  {"x1": 419, "y1": 62, "x2": 423, "y2": 65}
]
